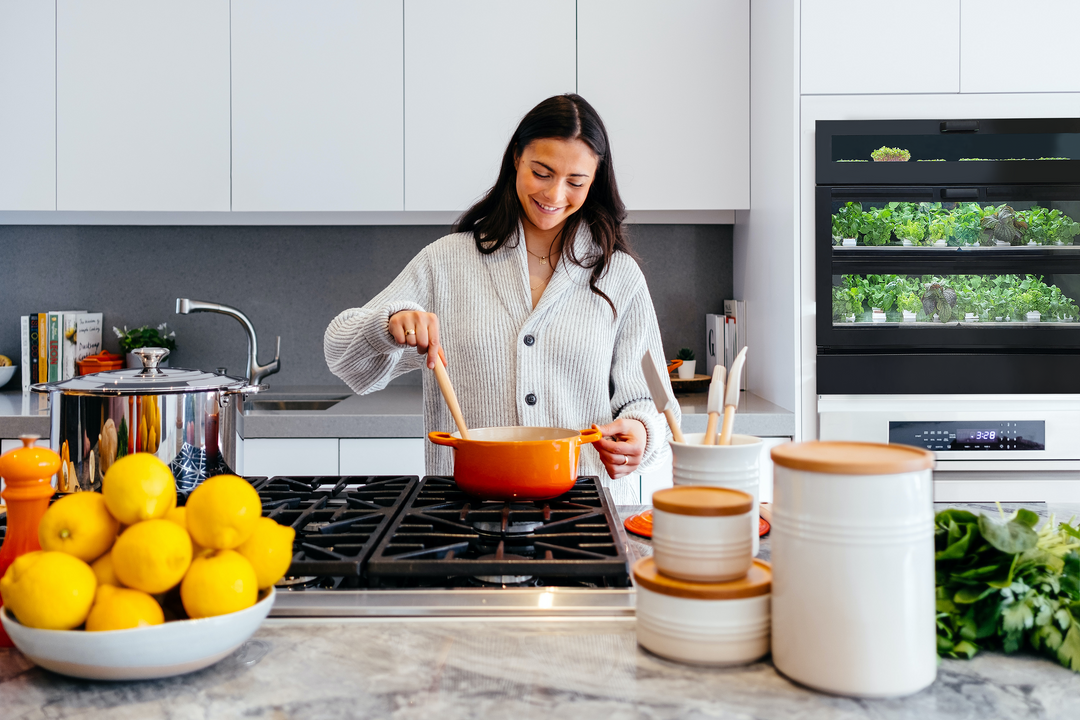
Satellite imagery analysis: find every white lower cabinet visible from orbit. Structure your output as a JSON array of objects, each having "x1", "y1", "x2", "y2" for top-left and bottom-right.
[
  {"x1": 241, "y1": 438, "x2": 339, "y2": 478},
  {"x1": 339, "y1": 438, "x2": 425, "y2": 478}
]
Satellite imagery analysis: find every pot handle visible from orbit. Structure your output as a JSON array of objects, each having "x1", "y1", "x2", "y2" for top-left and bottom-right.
[
  {"x1": 428, "y1": 431, "x2": 460, "y2": 448},
  {"x1": 576, "y1": 428, "x2": 604, "y2": 445}
]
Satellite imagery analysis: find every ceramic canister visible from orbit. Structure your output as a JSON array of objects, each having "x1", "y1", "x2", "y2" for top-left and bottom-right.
[
  {"x1": 651, "y1": 486, "x2": 754, "y2": 582},
  {"x1": 633, "y1": 557, "x2": 771, "y2": 666},
  {"x1": 669, "y1": 433, "x2": 763, "y2": 556},
  {"x1": 769, "y1": 441, "x2": 936, "y2": 698}
]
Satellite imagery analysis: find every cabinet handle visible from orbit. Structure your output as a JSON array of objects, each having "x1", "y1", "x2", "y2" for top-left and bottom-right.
[
  {"x1": 941, "y1": 188, "x2": 980, "y2": 199},
  {"x1": 940, "y1": 120, "x2": 979, "y2": 133}
]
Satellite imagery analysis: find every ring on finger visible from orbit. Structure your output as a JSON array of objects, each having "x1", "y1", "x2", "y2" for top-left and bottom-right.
[
  {"x1": 405, "y1": 329, "x2": 416, "y2": 336},
  {"x1": 620, "y1": 454, "x2": 628, "y2": 466}
]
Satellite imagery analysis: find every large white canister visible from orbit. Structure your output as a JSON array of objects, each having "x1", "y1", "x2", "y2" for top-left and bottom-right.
[
  {"x1": 670, "y1": 433, "x2": 763, "y2": 556},
  {"x1": 769, "y1": 441, "x2": 936, "y2": 698}
]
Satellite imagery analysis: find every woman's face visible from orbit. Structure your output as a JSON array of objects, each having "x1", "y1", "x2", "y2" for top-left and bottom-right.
[{"x1": 514, "y1": 137, "x2": 599, "y2": 237}]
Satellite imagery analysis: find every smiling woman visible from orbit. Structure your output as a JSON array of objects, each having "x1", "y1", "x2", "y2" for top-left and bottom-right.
[{"x1": 323, "y1": 94, "x2": 679, "y2": 501}]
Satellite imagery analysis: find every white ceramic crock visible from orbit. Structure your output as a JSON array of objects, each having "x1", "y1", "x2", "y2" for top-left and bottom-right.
[
  {"x1": 670, "y1": 433, "x2": 762, "y2": 556},
  {"x1": 633, "y1": 557, "x2": 771, "y2": 666},
  {"x1": 769, "y1": 441, "x2": 936, "y2": 698},
  {"x1": 651, "y1": 486, "x2": 754, "y2": 582}
]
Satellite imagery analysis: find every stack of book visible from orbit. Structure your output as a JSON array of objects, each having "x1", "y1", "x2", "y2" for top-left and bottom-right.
[
  {"x1": 705, "y1": 300, "x2": 748, "y2": 391},
  {"x1": 19, "y1": 311, "x2": 103, "y2": 392}
]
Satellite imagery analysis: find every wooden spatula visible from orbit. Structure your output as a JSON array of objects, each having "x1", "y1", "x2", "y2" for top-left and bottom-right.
[
  {"x1": 718, "y1": 347, "x2": 747, "y2": 446},
  {"x1": 703, "y1": 364, "x2": 727, "y2": 446},
  {"x1": 431, "y1": 352, "x2": 470, "y2": 440},
  {"x1": 642, "y1": 349, "x2": 685, "y2": 443}
]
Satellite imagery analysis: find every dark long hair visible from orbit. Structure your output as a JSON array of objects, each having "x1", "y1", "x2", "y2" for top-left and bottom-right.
[{"x1": 453, "y1": 94, "x2": 632, "y2": 317}]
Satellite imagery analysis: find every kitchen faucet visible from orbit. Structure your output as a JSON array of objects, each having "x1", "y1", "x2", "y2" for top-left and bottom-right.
[{"x1": 175, "y1": 298, "x2": 280, "y2": 385}]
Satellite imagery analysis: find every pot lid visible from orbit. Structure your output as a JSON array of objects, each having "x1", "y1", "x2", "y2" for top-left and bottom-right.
[
  {"x1": 652, "y1": 486, "x2": 753, "y2": 517},
  {"x1": 770, "y1": 441, "x2": 935, "y2": 476},
  {"x1": 30, "y1": 347, "x2": 254, "y2": 395},
  {"x1": 632, "y1": 557, "x2": 771, "y2": 600}
]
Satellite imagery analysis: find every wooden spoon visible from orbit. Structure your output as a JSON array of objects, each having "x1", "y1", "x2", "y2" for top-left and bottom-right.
[{"x1": 431, "y1": 352, "x2": 470, "y2": 440}]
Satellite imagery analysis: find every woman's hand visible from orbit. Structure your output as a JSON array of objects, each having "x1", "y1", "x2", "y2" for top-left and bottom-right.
[
  {"x1": 591, "y1": 418, "x2": 647, "y2": 479},
  {"x1": 388, "y1": 311, "x2": 445, "y2": 369}
]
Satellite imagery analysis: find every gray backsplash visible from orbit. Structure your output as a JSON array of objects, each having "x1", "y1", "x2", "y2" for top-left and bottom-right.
[{"x1": 0, "y1": 224, "x2": 732, "y2": 388}]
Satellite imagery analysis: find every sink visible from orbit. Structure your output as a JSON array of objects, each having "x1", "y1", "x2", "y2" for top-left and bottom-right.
[{"x1": 244, "y1": 398, "x2": 347, "y2": 412}]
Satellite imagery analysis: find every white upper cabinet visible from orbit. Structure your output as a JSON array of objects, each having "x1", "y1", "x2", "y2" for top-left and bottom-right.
[
  {"x1": 578, "y1": 0, "x2": 749, "y2": 211},
  {"x1": 960, "y1": 0, "x2": 1080, "y2": 93},
  {"x1": 0, "y1": 1, "x2": 54, "y2": 211},
  {"x1": 56, "y1": 0, "x2": 230, "y2": 211},
  {"x1": 801, "y1": 0, "x2": 960, "y2": 95},
  {"x1": 404, "y1": 0, "x2": 576, "y2": 213},
  {"x1": 231, "y1": 1, "x2": 404, "y2": 212}
]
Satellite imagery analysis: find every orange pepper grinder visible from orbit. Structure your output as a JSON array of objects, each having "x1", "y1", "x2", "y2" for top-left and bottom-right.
[{"x1": 0, "y1": 435, "x2": 61, "y2": 647}]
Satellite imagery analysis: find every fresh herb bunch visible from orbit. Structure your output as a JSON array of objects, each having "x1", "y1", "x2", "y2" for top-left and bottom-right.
[
  {"x1": 981, "y1": 205, "x2": 1028, "y2": 246},
  {"x1": 921, "y1": 283, "x2": 958, "y2": 322},
  {"x1": 675, "y1": 347, "x2": 695, "y2": 362},
  {"x1": 870, "y1": 146, "x2": 911, "y2": 162},
  {"x1": 935, "y1": 507, "x2": 1080, "y2": 671},
  {"x1": 113, "y1": 323, "x2": 177, "y2": 353}
]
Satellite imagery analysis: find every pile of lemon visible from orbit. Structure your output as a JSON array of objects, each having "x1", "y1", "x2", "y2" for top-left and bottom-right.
[{"x1": 0, "y1": 453, "x2": 294, "y2": 631}]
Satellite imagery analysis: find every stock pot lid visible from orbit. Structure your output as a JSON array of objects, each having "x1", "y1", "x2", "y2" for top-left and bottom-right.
[
  {"x1": 633, "y1": 557, "x2": 771, "y2": 600},
  {"x1": 652, "y1": 487, "x2": 753, "y2": 517},
  {"x1": 31, "y1": 367, "x2": 250, "y2": 395},
  {"x1": 770, "y1": 441, "x2": 934, "y2": 475}
]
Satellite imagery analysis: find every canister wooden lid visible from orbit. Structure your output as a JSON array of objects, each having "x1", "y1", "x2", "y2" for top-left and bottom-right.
[
  {"x1": 652, "y1": 486, "x2": 752, "y2": 517},
  {"x1": 632, "y1": 557, "x2": 771, "y2": 600},
  {"x1": 770, "y1": 441, "x2": 934, "y2": 476}
]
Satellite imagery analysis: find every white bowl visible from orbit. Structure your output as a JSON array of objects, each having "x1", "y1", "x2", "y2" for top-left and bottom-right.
[
  {"x1": 0, "y1": 365, "x2": 17, "y2": 389},
  {"x1": 0, "y1": 588, "x2": 274, "y2": 680}
]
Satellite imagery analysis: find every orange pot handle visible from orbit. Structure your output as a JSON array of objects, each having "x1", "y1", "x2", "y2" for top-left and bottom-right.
[
  {"x1": 427, "y1": 431, "x2": 460, "y2": 447},
  {"x1": 577, "y1": 428, "x2": 604, "y2": 445},
  {"x1": 667, "y1": 359, "x2": 683, "y2": 373}
]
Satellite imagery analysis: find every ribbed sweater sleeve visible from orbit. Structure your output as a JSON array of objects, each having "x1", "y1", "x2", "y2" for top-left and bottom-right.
[{"x1": 323, "y1": 246, "x2": 433, "y2": 395}]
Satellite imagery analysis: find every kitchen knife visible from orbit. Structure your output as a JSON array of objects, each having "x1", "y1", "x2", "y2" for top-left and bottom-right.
[
  {"x1": 642, "y1": 349, "x2": 685, "y2": 444},
  {"x1": 703, "y1": 364, "x2": 726, "y2": 446},
  {"x1": 718, "y1": 346, "x2": 747, "y2": 446}
]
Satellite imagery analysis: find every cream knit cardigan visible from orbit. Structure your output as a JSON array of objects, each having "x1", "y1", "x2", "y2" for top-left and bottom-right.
[{"x1": 323, "y1": 224, "x2": 678, "y2": 503}]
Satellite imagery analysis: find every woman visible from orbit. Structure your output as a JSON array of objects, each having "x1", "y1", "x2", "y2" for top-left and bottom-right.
[{"x1": 324, "y1": 94, "x2": 678, "y2": 502}]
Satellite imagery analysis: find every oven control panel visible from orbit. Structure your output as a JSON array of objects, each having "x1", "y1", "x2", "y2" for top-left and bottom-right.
[{"x1": 889, "y1": 421, "x2": 1046, "y2": 451}]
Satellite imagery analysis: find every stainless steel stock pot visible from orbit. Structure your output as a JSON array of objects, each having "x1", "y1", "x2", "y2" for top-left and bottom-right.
[{"x1": 31, "y1": 347, "x2": 262, "y2": 493}]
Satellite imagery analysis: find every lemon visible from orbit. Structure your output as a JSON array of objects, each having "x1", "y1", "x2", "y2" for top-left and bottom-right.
[
  {"x1": 180, "y1": 550, "x2": 258, "y2": 619},
  {"x1": 185, "y1": 475, "x2": 262, "y2": 550},
  {"x1": 102, "y1": 452, "x2": 177, "y2": 525},
  {"x1": 91, "y1": 550, "x2": 123, "y2": 587},
  {"x1": 0, "y1": 551, "x2": 97, "y2": 630},
  {"x1": 111, "y1": 519, "x2": 193, "y2": 594},
  {"x1": 85, "y1": 584, "x2": 164, "y2": 631},
  {"x1": 38, "y1": 492, "x2": 119, "y2": 563},
  {"x1": 236, "y1": 517, "x2": 296, "y2": 590},
  {"x1": 164, "y1": 506, "x2": 212, "y2": 558}
]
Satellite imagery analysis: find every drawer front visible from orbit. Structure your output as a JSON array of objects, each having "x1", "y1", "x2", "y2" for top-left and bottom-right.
[{"x1": 339, "y1": 438, "x2": 425, "y2": 477}]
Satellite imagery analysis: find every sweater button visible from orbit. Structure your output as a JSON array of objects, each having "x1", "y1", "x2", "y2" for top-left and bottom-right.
[
  {"x1": 523, "y1": 334, "x2": 535, "y2": 346},
  {"x1": 525, "y1": 393, "x2": 537, "y2": 406}
]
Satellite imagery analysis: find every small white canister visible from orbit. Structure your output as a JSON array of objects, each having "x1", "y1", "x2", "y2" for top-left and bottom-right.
[
  {"x1": 769, "y1": 441, "x2": 936, "y2": 698},
  {"x1": 633, "y1": 557, "x2": 771, "y2": 666},
  {"x1": 651, "y1": 486, "x2": 754, "y2": 582},
  {"x1": 670, "y1": 433, "x2": 763, "y2": 556}
]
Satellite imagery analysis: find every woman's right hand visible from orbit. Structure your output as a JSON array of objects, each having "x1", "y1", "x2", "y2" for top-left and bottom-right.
[{"x1": 388, "y1": 311, "x2": 445, "y2": 369}]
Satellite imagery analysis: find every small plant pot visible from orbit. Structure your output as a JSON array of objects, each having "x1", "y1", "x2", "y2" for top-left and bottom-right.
[
  {"x1": 1026, "y1": 311, "x2": 1041, "y2": 323},
  {"x1": 933, "y1": 240, "x2": 947, "y2": 248},
  {"x1": 964, "y1": 313, "x2": 978, "y2": 323},
  {"x1": 1028, "y1": 241, "x2": 1039, "y2": 247},
  {"x1": 871, "y1": 308, "x2": 886, "y2": 323},
  {"x1": 842, "y1": 238, "x2": 857, "y2": 247},
  {"x1": 900, "y1": 239, "x2": 912, "y2": 247},
  {"x1": 677, "y1": 360, "x2": 697, "y2": 379},
  {"x1": 902, "y1": 311, "x2": 917, "y2": 322},
  {"x1": 995, "y1": 316, "x2": 1004, "y2": 322},
  {"x1": 995, "y1": 241, "x2": 1010, "y2": 247}
]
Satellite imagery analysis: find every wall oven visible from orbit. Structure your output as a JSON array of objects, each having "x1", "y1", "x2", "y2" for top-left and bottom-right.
[{"x1": 814, "y1": 119, "x2": 1080, "y2": 501}]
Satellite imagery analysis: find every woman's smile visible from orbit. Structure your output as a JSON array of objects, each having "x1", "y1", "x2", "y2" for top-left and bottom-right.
[{"x1": 515, "y1": 137, "x2": 598, "y2": 238}]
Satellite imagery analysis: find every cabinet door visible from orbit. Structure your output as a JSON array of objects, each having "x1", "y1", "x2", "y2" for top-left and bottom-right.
[
  {"x1": 56, "y1": 0, "x2": 230, "y2": 211},
  {"x1": 339, "y1": 438, "x2": 425, "y2": 477},
  {"x1": 242, "y1": 438, "x2": 338, "y2": 478},
  {"x1": 232, "y1": 0, "x2": 404, "y2": 212},
  {"x1": 801, "y1": 0, "x2": 960, "y2": 95},
  {"x1": 578, "y1": 0, "x2": 749, "y2": 211},
  {"x1": 0, "y1": 1, "x2": 54, "y2": 211},
  {"x1": 404, "y1": 0, "x2": 576, "y2": 212},
  {"x1": 960, "y1": 0, "x2": 1080, "y2": 93}
]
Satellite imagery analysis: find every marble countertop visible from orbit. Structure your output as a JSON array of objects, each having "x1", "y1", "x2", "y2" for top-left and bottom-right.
[
  {"x1": 0, "y1": 385, "x2": 795, "y2": 440},
  {"x1": 1, "y1": 502, "x2": 1077, "y2": 719}
]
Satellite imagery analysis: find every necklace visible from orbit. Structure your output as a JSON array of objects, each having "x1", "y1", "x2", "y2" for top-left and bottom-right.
[{"x1": 526, "y1": 245, "x2": 556, "y2": 265}]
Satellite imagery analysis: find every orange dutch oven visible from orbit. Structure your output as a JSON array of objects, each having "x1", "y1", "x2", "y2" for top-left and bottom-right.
[{"x1": 428, "y1": 426, "x2": 603, "y2": 501}]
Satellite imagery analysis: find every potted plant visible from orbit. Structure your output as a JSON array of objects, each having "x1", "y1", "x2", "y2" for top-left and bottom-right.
[
  {"x1": 832, "y1": 284, "x2": 861, "y2": 323},
  {"x1": 114, "y1": 324, "x2": 177, "y2": 368},
  {"x1": 980, "y1": 205, "x2": 1027, "y2": 247},
  {"x1": 860, "y1": 206, "x2": 894, "y2": 246},
  {"x1": 833, "y1": 202, "x2": 863, "y2": 246},
  {"x1": 921, "y1": 283, "x2": 957, "y2": 323},
  {"x1": 675, "y1": 347, "x2": 696, "y2": 379},
  {"x1": 870, "y1": 146, "x2": 911, "y2": 162},
  {"x1": 895, "y1": 218, "x2": 926, "y2": 247},
  {"x1": 950, "y1": 203, "x2": 984, "y2": 247},
  {"x1": 1014, "y1": 289, "x2": 1046, "y2": 323},
  {"x1": 898, "y1": 292, "x2": 921, "y2": 322}
]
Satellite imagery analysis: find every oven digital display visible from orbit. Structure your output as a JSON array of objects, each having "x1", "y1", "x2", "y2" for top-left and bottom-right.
[{"x1": 888, "y1": 421, "x2": 1045, "y2": 451}]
